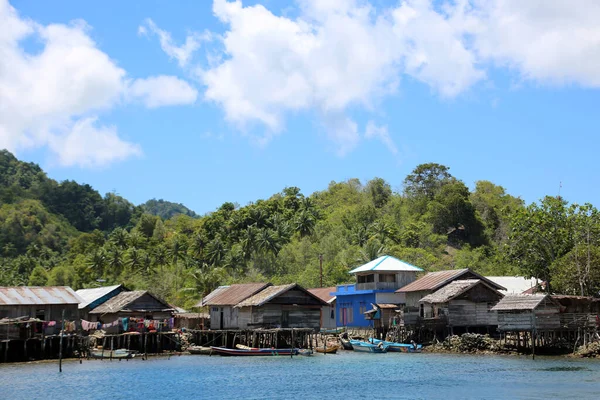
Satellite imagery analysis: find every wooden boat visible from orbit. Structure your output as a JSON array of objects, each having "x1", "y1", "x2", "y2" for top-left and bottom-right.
[
  {"x1": 370, "y1": 338, "x2": 422, "y2": 353},
  {"x1": 236, "y1": 344, "x2": 256, "y2": 350},
  {"x1": 339, "y1": 338, "x2": 353, "y2": 350},
  {"x1": 320, "y1": 327, "x2": 344, "y2": 335},
  {"x1": 349, "y1": 340, "x2": 387, "y2": 353},
  {"x1": 188, "y1": 346, "x2": 212, "y2": 355},
  {"x1": 211, "y1": 346, "x2": 300, "y2": 356},
  {"x1": 90, "y1": 348, "x2": 135, "y2": 359},
  {"x1": 298, "y1": 349, "x2": 314, "y2": 356},
  {"x1": 315, "y1": 345, "x2": 339, "y2": 354}
]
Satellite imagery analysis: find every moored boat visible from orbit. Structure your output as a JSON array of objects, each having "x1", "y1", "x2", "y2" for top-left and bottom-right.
[
  {"x1": 369, "y1": 338, "x2": 422, "y2": 353},
  {"x1": 315, "y1": 345, "x2": 339, "y2": 354},
  {"x1": 349, "y1": 340, "x2": 387, "y2": 353},
  {"x1": 210, "y1": 346, "x2": 300, "y2": 356},
  {"x1": 339, "y1": 338, "x2": 353, "y2": 350},
  {"x1": 188, "y1": 346, "x2": 212, "y2": 355},
  {"x1": 90, "y1": 348, "x2": 135, "y2": 359}
]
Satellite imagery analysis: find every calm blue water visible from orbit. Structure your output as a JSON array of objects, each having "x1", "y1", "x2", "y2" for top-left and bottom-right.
[{"x1": 1, "y1": 352, "x2": 600, "y2": 399}]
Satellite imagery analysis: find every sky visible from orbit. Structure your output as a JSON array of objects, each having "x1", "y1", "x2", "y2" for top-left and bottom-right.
[{"x1": 1, "y1": 0, "x2": 600, "y2": 214}]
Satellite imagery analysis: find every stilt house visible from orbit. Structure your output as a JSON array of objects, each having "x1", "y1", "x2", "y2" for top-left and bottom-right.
[
  {"x1": 491, "y1": 294, "x2": 561, "y2": 332},
  {"x1": 202, "y1": 283, "x2": 271, "y2": 330},
  {"x1": 235, "y1": 284, "x2": 327, "y2": 330},
  {"x1": 419, "y1": 279, "x2": 503, "y2": 334},
  {"x1": 307, "y1": 287, "x2": 337, "y2": 330}
]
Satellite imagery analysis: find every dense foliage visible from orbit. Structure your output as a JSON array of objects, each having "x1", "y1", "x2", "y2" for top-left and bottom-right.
[{"x1": 1, "y1": 151, "x2": 599, "y2": 307}]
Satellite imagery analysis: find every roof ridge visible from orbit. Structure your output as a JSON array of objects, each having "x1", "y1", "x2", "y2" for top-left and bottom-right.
[{"x1": 369, "y1": 255, "x2": 389, "y2": 270}]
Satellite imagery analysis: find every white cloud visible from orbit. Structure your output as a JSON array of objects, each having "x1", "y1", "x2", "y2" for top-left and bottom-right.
[
  {"x1": 147, "y1": 0, "x2": 600, "y2": 155},
  {"x1": 48, "y1": 117, "x2": 142, "y2": 168},
  {"x1": 128, "y1": 75, "x2": 198, "y2": 108},
  {"x1": 365, "y1": 121, "x2": 398, "y2": 156},
  {"x1": 0, "y1": 0, "x2": 197, "y2": 168},
  {"x1": 472, "y1": 0, "x2": 600, "y2": 87},
  {"x1": 139, "y1": 18, "x2": 209, "y2": 67}
]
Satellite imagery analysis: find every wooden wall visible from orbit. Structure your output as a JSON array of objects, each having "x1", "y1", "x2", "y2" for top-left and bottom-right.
[
  {"x1": 448, "y1": 300, "x2": 498, "y2": 327},
  {"x1": 0, "y1": 304, "x2": 79, "y2": 321},
  {"x1": 238, "y1": 304, "x2": 321, "y2": 329}
]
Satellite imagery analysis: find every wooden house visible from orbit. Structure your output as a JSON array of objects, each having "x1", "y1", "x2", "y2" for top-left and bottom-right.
[
  {"x1": 174, "y1": 312, "x2": 210, "y2": 330},
  {"x1": 364, "y1": 303, "x2": 400, "y2": 330},
  {"x1": 0, "y1": 286, "x2": 83, "y2": 339},
  {"x1": 202, "y1": 283, "x2": 271, "y2": 330},
  {"x1": 419, "y1": 279, "x2": 503, "y2": 334},
  {"x1": 75, "y1": 284, "x2": 127, "y2": 319},
  {"x1": 396, "y1": 269, "x2": 506, "y2": 325},
  {"x1": 307, "y1": 287, "x2": 336, "y2": 330},
  {"x1": 235, "y1": 284, "x2": 327, "y2": 330},
  {"x1": 88, "y1": 290, "x2": 174, "y2": 332},
  {"x1": 491, "y1": 294, "x2": 561, "y2": 332}
]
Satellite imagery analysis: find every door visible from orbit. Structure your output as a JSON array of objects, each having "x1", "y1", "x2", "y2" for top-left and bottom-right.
[{"x1": 281, "y1": 311, "x2": 289, "y2": 328}]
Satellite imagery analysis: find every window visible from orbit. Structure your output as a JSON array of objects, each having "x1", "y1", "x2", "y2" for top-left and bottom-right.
[
  {"x1": 357, "y1": 274, "x2": 375, "y2": 283},
  {"x1": 380, "y1": 274, "x2": 396, "y2": 283},
  {"x1": 330, "y1": 308, "x2": 335, "y2": 320},
  {"x1": 347, "y1": 307, "x2": 353, "y2": 323}
]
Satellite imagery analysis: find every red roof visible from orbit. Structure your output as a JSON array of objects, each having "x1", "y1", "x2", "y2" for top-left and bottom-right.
[
  {"x1": 307, "y1": 287, "x2": 336, "y2": 303},
  {"x1": 203, "y1": 283, "x2": 271, "y2": 306}
]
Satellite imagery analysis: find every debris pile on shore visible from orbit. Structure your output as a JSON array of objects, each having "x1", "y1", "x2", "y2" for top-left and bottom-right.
[
  {"x1": 575, "y1": 342, "x2": 600, "y2": 358},
  {"x1": 427, "y1": 334, "x2": 507, "y2": 354}
]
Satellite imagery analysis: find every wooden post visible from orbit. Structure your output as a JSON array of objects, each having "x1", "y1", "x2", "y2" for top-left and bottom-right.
[
  {"x1": 531, "y1": 312, "x2": 536, "y2": 360},
  {"x1": 290, "y1": 329, "x2": 294, "y2": 358},
  {"x1": 59, "y1": 309, "x2": 65, "y2": 372}
]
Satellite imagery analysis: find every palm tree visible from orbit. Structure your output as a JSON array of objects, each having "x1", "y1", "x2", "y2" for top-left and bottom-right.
[
  {"x1": 256, "y1": 229, "x2": 282, "y2": 256},
  {"x1": 126, "y1": 247, "x2": 142, "y2": 273},
  {"x1": 107, "y1": 247, "x2": 124, "y2": 279},
  {"x1": 359, "y1": 239, "x2": 387, "y2": 263},
  {"x1": 239, "y1": 226, "x2": 257, "y2": 260},
  {"x1": 295, "y1": 210, "x2": 316, "y2": 237},
  {"x1": 109, "y1": 228, "x2": 128, "y2": 249},
  {"x1": 190, "y1": 233, "x2": 206, "y2": 261},
  {"x1": 206, "y1": 236, "x2": 226, "y2": 266},
  {"x1": 87, "y1": 249, "x2": 106, "y2": 277}
]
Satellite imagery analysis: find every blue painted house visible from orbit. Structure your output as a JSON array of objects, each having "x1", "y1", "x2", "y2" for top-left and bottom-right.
[{"x1": 333, "y1": 256, "x2": 423, "y2": 328}]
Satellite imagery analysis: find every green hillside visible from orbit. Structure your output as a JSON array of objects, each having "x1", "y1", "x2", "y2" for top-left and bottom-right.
[{"x1": 1, "y1": 150, "x2": 599, "y2": 308}]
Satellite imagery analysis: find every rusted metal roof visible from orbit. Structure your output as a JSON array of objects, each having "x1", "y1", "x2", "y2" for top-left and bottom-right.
[
  {"x1": 174, "y1": 312, "x2": 209, "y2": 319},
  {"x1": 376, "y1": 303, "x2": 399, "y2": 309},
  {"x1": 89, "y1": 290, "x2": 172, "y2": 314},
  {"x1": 0, "y1": 286, "x2": 84, "y2": 305},
  {"x1": 195, "y1": 285, "x2": 230, "y2": 307},
  {"x1": 236, "y1": 283, "x2": 328, "y2": 308},
  {"x1": 396, "y1": 269, "x2": 506, "y2": 293},
  {"x1": 203, "y1": 283, "x2": 271, "y2": 306},
  {"x1": 490, "y1": 294, "x2": 551, "y2": 311},
  {"x1": 307, "y1": 287, "x2": 336, "y2": 304}
]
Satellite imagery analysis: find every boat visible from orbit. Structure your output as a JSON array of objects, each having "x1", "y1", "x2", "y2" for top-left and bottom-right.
[
  {"x1": 369, "y1": 338, "x2": 422, "y2": 353},
  {"x1": 349, "y1": 340, "x2": 387, "y2": 353},
  {"x1": 187, "y1": 346, "x2": 212, "y2": 355},
  {"x1": 236, "y1": 344, "x2": 256, "y2": 350},
  {"x1": 298, "y1": 349, "x2": 314, "y2": 356},
  {"x1": 339, "y1": 338, "x2": 353, "y2": 350},
  {"x1": 90, "y1": 348, "x2": 135, "y2": 359},
  {"x1": 315, "y1": 345, "x2": 339, "y2": 354},
  {"x1": 210, "y1": 346, "x2": 300, "y2": 356},
  {"x1": 320, "y1": 327, "x2": 345, "y2": 335}
]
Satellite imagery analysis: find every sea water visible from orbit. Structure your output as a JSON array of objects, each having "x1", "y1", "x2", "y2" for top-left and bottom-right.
[{"x1": 1, "y1": 352, "x2": 600, "y2": 399}]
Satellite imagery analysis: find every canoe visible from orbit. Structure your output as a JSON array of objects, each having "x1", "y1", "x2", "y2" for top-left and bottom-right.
[
  {"x1": 370, "y1": 338, "x2": 422, "y2": 353},
  {"x1": 236, "y1": 344, "x2": 257, "y2": 350},
  {"x1": 90, "y1": 349, "x2": 134, "y2": 359},
  {"x1": 339, "y1": 338, "x2": 353, "y2": 350},
  {"x1": 211, "y1": 346, "x2": 300, "y2": 356},
  {"x1": 188, "y1": 346, "x2": 212, "y2": 355},
  {"x1": 315, "y1": 345, "x2": 339, "y2": 354},
  {"x1": 349, "y1": 340, "x2": 387, "y2": 354}
]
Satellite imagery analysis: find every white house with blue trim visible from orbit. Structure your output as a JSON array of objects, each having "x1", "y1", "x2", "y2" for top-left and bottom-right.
[{"x1": 333, "y1": 255, "x2": 423, "y2": 328}]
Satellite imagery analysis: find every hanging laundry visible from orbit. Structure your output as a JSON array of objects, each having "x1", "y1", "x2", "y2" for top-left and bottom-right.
[{"x1": 122, "y1": 317, "x2": 129, "y2": 331}]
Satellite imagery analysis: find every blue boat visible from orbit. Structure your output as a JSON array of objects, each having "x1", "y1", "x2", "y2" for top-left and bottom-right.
[
  {"x1": 349, "y1": 339, "x2": 387, "y2": 353},
  {"x1": 369, "y1": 338, "x2": 422, "y2": 353}
]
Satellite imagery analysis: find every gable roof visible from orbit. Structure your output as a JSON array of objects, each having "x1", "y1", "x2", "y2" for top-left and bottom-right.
[
  {"x1": 195, "y1": 285, "x2": 230, "y2": 307},
  {"x1": 420, "y1": 279, "x2": 502, "y2": 304},
  {"x1": 89, "y1": 290, "x2": 172, "y2": 314},
  {"x1": 203, "y1": 283, "x2": 271, "y2": 306},
  {"x1": 349, "y1": 255, "x2": 424, "y2": 274},
  {"x1": 76, "y1": 284, "x2": 124, "y2": 310},
  {"x1": 236, "y1": 283, "x2": 328, "y2": 308},
  {"x1": 307, "y1": 287, "x2": 337, "y2": 304},
  {"x1": 490, "y1": 294, "x2": 554, "y2": 311},
  {"x1": 0, "y1": 286, "x2": 83, "y2": 305},
  {"x1": 396, "y1": 268, "x2": 506, "y2": 293}
]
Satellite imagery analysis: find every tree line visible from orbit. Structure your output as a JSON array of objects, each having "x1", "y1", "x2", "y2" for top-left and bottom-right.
[{"x1": 1, "y1": 150, "x2": 599, "y2": 308}]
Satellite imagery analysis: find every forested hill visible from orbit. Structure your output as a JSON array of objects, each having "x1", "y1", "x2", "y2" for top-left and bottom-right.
[{"x1": 1, "y1": 149, "x2": 599, "y2": 308}]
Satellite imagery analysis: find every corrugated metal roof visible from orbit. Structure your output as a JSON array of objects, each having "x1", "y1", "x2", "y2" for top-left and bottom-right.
[
  {"x1": 307, "y1": 287, "x2": 337, "y2": 304},
  {"x1": 396, "y1": 269, "x2": 506, "y2": 293},
  {"x1": 490, "y1": 294, "x2": 549, "y2": 311},
  {"x1": 195, "y1": 285, "x2": 230, "y2": 307},
  {"x1": 349, "y1": 255, "x2": 424, "y2": 274},
  {"x1": 203, "y1": 283, "x2": 271, "y2": 306},
  {"x1": 0, "y1": 286, "x2": 84, "y2": 305},
  {"x1": 89, "y1": 291, "x2": 172, "y2": 314},
  {"x1": 236, "y1": 283, "x2": 328, "y2": 308},
  {"x1": 76, "y1": 285, "x2": 123, "y2": 309},
  {"x1": 420, "y1": 280, "x2": 485, "y2": 304},
  {"x1": 485, "y1": 276, "x2": 539, "y2": 295},
  {"x1": 174, "y1": 312, "x2": 209, "y2": 319}
]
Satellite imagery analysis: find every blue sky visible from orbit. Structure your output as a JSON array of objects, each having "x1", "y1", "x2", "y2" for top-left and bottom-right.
[{"x1": 2, "y1": 0, "x2": 600, "y2": 214}]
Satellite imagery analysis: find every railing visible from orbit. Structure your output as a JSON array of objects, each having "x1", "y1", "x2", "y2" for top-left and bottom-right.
[{"x1": 356, "y1": 282, "x2": 400, "y2": 291}]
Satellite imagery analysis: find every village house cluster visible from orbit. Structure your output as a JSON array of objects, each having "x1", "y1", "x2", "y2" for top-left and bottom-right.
[{"x1": 2, "y1": 255, "x2": 600, "y2": 362}]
